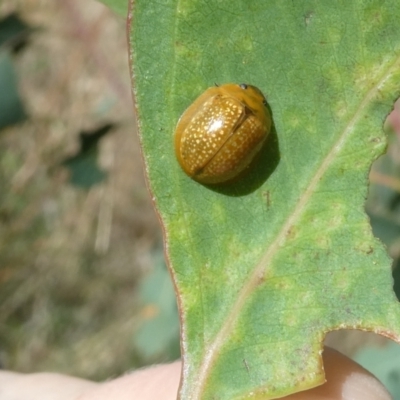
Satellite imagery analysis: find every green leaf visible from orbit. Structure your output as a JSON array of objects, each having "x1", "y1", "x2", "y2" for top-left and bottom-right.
[
  {"x1": 96, "y1": 0, "x2": 128, "y2": 17},
  {"x1": 62, "y1": 124, "x2": 113, "y2": 188},
  {"x1": 354, "y1": 341, "x2": 400, "y2": 399},
  {"x1": 0, "y1": 51, "x2": 26, "y2": 129},
  {"x1": 0, "y1": 13, "x2": 33, "y2": 51},
  {"x1": 133, "y1": 254, "x2": 180, "y2": 361},
  {"x1": 129, "y1": 1, "x2": 400, "y2": 399}
]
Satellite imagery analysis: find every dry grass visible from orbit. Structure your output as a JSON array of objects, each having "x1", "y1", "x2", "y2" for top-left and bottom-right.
[{"x1": 0, "y1": 0, "x2": 162, "y2": 380}]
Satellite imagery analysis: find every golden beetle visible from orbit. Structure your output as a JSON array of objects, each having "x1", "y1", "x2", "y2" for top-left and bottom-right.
[{"x1": 174, "y1": 83, "x2": 271, "y2": 184}]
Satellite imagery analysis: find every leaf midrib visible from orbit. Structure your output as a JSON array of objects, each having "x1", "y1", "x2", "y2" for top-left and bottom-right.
[{"x1": 188, "y1": 55, "x2": 400, "y2": 400}]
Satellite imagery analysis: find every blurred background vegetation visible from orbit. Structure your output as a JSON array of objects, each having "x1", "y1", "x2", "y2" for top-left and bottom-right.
[
  {"x1": 0, "y1": 0, "x2": 179, "y2": 381},
  {"x1": 1, "y1": 0, "x2": 400, "y2": 397}
]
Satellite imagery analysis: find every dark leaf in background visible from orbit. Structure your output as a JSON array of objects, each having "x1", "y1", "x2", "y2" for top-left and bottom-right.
[
  {"x1": 62, "y1": 123, "x2": 115, "y2": 188},
  {"x1": 354, "y1": 341, "x2": 400, "y2": 400},
  {"x1": 0, "y1": 51, "x2": 26, "y2": 130},
  {"x1": 78, "y1": 124, "x2": 114, "y2": 154},
  {"x1": 0, "y1": 12, "x2": 33, "y2": 53},
  {"x1": 366, "y1": 103, "x2": 400, "y2": 301},
  {"x1": 367, "y1": 154, "x2": 400, "y2": 255},
  {"x1": 394, "y1": 259, "x2": 400, "y2": 302},
  {"x1": 0, "y1": 12, "x2": 33, "y2": 130},
  {"x1": 370, "y1": 191, "x2": 400, "y2": 400},
  {"x1": 133, "y1": 253, "x2": 180, "y2": 362}
]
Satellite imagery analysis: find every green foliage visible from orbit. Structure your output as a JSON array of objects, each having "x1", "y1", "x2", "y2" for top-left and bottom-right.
[
  {"x1": 0, "y1": 12, "x2": 31, "y2": 130},
  {"x1": 97, "y1": 0, "x2": 128, "y2": 17},
  {"x1": 0, "y1": 13, "x2": 32, "y2": 50},
  {"x1": 354, "y1": 342, "x2": 400, "y2": 399},
  {"x1": 0, "y1": 52, "x2": 26, "y2": 129},
  {"x1": 129, "y1": 1, "x2": 400, "y2": 399},
  {"x1": 133, "y1": 254, "x2": 180, "y2": 361},
  {"x1": 62, "y1": 124, "x2": 113, "y2": 188},
  {"x1": 367, "y1": 112, "x2": 400, "y2": 301}
]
